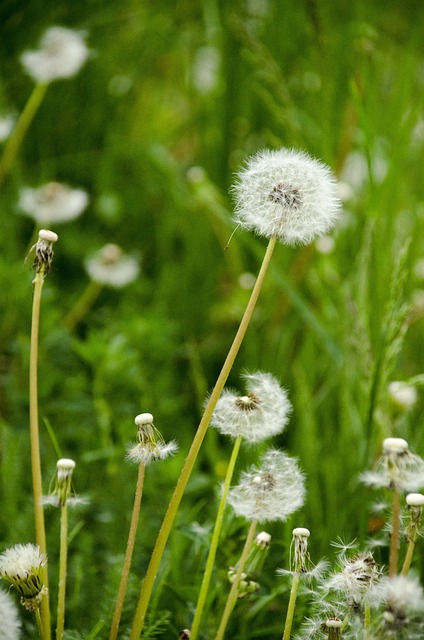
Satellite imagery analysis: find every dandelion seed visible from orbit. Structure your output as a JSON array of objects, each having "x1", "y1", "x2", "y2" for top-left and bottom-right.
[
  {"x1": 227, "y1": 449, "x2": 305, "y2": 522},
  {"x1": 0, "y1": 544, "x2": 47, "y2": 612},
  {"x1": 20, "y1": 26, "x2": 89, "y2": 84},
  {"x1": 232, "y1": 148, "x2": 341, "y2": 246},
  {"x1": 126, "y1": 413, "x2": 178, "y2": 465},
  {"x1": 85, "y1": 243, "x2": 139, "y2": 288},
  {"x1": 210, "y1": 372, "x2": 291, "y2": 443},
  {"x1": 19, "y1": 182, "x2": 88, "y2": 225},
  {"x1": 0, "y1": 588, "x2": 21, "y2": 639},
  {"x1": 361, "y1": 437, "x2": 424, "y2": 492},
  {"x1": 30, "y1": 228, "x2": 58, "y2": 274}
]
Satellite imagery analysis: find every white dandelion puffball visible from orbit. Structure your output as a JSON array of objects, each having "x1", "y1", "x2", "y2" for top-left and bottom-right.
[
  {"x1": 19, "y1": 182, "x2": 88, "y2": 224},
  {"x1": 232, "y1": 148, "x2": 341, "y2": 245},
  {"x1": 0, "y1": 589, "x2": 21, "y2": 639},
  {"x1": 85, "y1": 244, "x2": 139, "y2": 288},
  {"x1": 227, "y1": 449, "x2": 305, "y2": 522},
  {"x1": 20, "y1": 26, "x2": 89, "y2": 83}
]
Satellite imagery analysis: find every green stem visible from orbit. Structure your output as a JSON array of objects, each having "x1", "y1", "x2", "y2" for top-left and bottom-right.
[
  {"x1": 190, "y1": 436, "x2": 242, "y2": 640},
  {"x1": 36, "y1": 607, "x2": 46, "y2": 640},
  {"x1": 56, "y1": 503, "x2": 68, "y2": 640},
  {"x1": 401, "y1": 533, "x2": 417, "y2": 576},
  {"x1": 214, "y1": 519, "x2": 257, "y2": 640},
  {"x1": 109, "y1": 462, "x2": 146, "y2": 640},
  {"x1": 129, "y1": 236, "x2": 277, "y2": 640},
  {"x1": 389, "y1": 487, "x2": 400, "y2": 577},
  {"x1": 0, "y1": 82, "x2": 48, "y2": 186},
  {"x1": 63, "y1": 280, "x2": 103, "y2": 331},
  {"x1": 282, "y1": 572, "x2": 300, "y2": 640},
  {"x1": 30, "y1": 269, "x2": 51, "y2": 640}
]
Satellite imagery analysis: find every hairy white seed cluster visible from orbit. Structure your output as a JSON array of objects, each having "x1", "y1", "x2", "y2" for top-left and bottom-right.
[
  {"x1": 19, "y1": 182, "x2": 88, "y2": 225},
  {"x1": 0, "y1": 588, "x2": 21, "y2": 639},
  {"x1": 232, "y1": 148, "x2": 341, "y2": 246},
  {"x1": 361, "y1": 438, "x2": 424, "y2": 492},
  {"x1": 325, "y1": 551, "x2": 380, "y2": 608},
  {"x1": 0, "y1": 544, "x2": 47, "y2": 610},
  {"x1": 210, "y1": 372, "x2": 291, "y2": 443},
  {"x1": 20, "y1": 26, "x2": 89, "y2": 83},
  {"x1": 227, "y1": 449, "x2": 305, "y2": 522},
  {"x1": 85, "y1": 244, "x2": 139, "y2": 288}
]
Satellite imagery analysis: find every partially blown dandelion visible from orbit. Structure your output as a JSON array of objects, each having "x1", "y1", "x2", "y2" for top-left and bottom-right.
[
  {"x1": 85, "y1": 244, "x2": 139, "y2": 288},
  {"x1": 19, "y1": 182, "x2": 88, "y2": 225},
  {"x1": 0, "y1": 544, "x2": 47, "y2": 612},
  {"x1": 232, "y1": 148, "x2": 341, "y2": 246},
  {"x1": 126, "y1": 413, "x2": 178, "y2": 464}
]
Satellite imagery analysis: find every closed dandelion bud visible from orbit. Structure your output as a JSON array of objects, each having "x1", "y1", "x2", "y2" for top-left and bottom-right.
[
  {"x1": 85, "y1": 243, "x2": 139, "y2": 288},
  {"x1": 227, "y1": 449, "x2": 305, "y2": 522},
  {"x1": 0, "y1": 544, "x2": 47, "y2": 611},
  {"x1": 19, "y1": 182, "x2": 88, "y2": 225},
  {"x1": 126, "y1": 413, "x2": 178, "y2": 464},
  {"x1": 232, "y1": 148, "x2": 341, "y2": 246},
  {"x1": 227, "y1": 569, "x2": 259, "y2": 599},
  {"x1": 20, "y1": 26, "x2": 89, "y2": 84},
  {"x1": 255, "y1": 531, "x2": 271, "y2": 549},
  {"x1": 0, "y1": 588, "x2": 21, "y2": 639},
  {"x1": 31, "y1": 229, "x2": 58, "y2": 274},
  {"x1": 210, "y1": 372, "x2": 291, "y2": 443},
  {"x1": 361, "y1": 438, "x2": 424, "y2": 492}
]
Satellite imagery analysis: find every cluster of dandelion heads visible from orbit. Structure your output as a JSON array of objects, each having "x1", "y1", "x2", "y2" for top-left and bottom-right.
[
  {"x1": 227, "y1": 449, "x2": 305, "y2": 522},
  {"x1": 85, "y1": 243, "x2": 139, "y2": 288},
  {"x1": 19, "y1": 182, "x2": 88, "y2": 225},
  {"x1": 0, "y1": 589, "x2": 21, "y2": 639},
  {"x1": 126, "y1": 413, "x2": 178, "y2": 464},
  {"x1": 210, "y1": 372, "x2": 291, "y2": 443},
  {"x1": 31, "y1": 228, "x2": 58, "y2": 274},
  {"x1": 361, "y1": 438, "x2": 424, "y2": 492},
  {"x1": 232, "y1": 148, "x2": 341, "y2": 246},
  {"x1": 20, "y1": 26, "x2": 89, "y2": 84},
  {"x1": 0, "y1": 544, "x2": 47, "y2": 611}
]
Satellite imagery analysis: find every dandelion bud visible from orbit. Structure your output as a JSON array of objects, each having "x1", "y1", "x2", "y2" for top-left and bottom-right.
[
  {"x1": 227, "y1": 569, "x2": 259, "y2": 598},
  {"x1": 85, "y1": 243, "x2": 139, "y2": 288},
  {"x1": 31, "y1": 228, "x2": 58, "y2": 274},
  {"x1": 127, "y1": 413, "x2": 178, "y2": 464},
  {"x1": 0, "y1": 544, "x2": 47, "y2": 611},
  {"x1": 179, "y1": 630, "x2": 191, "y2": 639},
  {"x1": 19, "y1": 182, "x2": 88, "y2": 225},
  {"x1": 255, "y1": 531, "x2": 271, "y2": 549},
  {"x1": 232, "y1": 148, "x2": 341, "y2": 246}
]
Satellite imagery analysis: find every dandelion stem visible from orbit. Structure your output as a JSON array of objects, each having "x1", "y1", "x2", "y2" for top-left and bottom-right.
[
  {"x1": 0, "y1": 82, "x2": 48, "y2": 186},
  {"x1": 191, "y1": 435, "x2": 242, "y2": 640},
  {"x1": 389, "y1": 487, "x2": 401, "y2": 577},
  {"x1": 282, "y1": 571, "x2": 300, "y2": 640},
  {"x1": 129, "y1": 235, "x2": 277, "y2": 639},
  {"x1": 109, "y1": 462, "x2": 146, "y2": 640},
  {"x1": 63, "y1": 280, "x2": 103, "y2": 331},
  {"x1": 36, "y1": 608, "x2": 46, "y2": 640},
  {"x1": 214, "y1": 519, "x2": 257, "y2": 640},
  {"x1": 30, "y1": 268, "x2": 51, "y2": 640},
  {"x1": 56, "y1": 503, "x2": 68, "y2": 640}
]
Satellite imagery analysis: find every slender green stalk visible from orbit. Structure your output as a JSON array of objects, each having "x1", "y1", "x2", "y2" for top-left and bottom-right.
[
  {"x1": 63, "y1": 280, "x2": 103, "y2": 331},
  {"x1": 36, "y1": 608, "x2": 46, "y2": 640},
  {"x1": 401, "y1": 537, "x2": 416, "y2": 576},
  {"x1": 282, "y1": 572, "x2": 300, "y2": 640},
  {"x1": 363, "y1": 597, "x2": 371, "y2": 638},
  {"x1": 0, "y1": 82, "x2": 48, "y2": 186},
  {"x1": 109, "y1": 462, "x2": 146, "y2": 640},
  {"x1": 389, "y1": 487, "x2": 400, "y2": 576},
  {"x1": 129, "y1": 236, "x2": 277, "y2": 639},
  {"x1": 30, "y1": 269, "x2": 51, "y2": 640},
  {"x1": 56, "y1": 503, "x2": 68, "y2": 640},
  {"x1": 214, "y1": 519, "x2": 257, "y2": 640},
  {"x1": 191, "y1": 436, "x2": 242, "y2": 640}
]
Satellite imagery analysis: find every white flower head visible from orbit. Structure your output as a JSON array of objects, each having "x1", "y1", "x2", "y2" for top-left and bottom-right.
[
  {"x1": 361, "y1": 438, "x2": 424, "y2": 492},
  {"x1": 324, "y1": 550, "x2": 381, "y2": 608},
  {"x1": 370, "y1": 575, "x2": 424, "y2": 620},
  {"x1": 232, "y1": 148, "x2": 341, "y2": 246},
  {"x1": 0, "y1": 544, "x2": 47, "y2": 611},
  {"x1": 227, "y1": 449, "x2": 306, "y2": 522},
  {"x1": 19, "y1": 182, "x2": 88, "y2": 225},
  {"x1": 20, "y1": 26, "x2": 89, "y2": 84},
  {"x1": 85, "y1": 244, "x2": 139, "y2": 288},
  {"x1": 0, "y1": 588, "x2": 21, "y2": 639},
  {"x1": 388, "y1": 381, "x2": 418, "y2": 410},
  {"x1": 30, "y1": 228, "x2": 58, "y2": 274},
  {"x1": 126, "y1": 413, "x2": 178, "y2": 464},
  {"x1": 210, "y1": 372, "x2": 291, "y2": 443}
]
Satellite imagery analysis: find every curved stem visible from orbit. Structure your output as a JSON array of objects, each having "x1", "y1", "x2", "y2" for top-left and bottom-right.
[
  {"x1": 389, "y1": 487, "x2": 400, "y2": 577},
  {"x1": 282, "y1": 572, "x2": 300, "y2": 640},
  {"x1": 214, "y1": 519, "x2": 257, "y2": 640},
  {"x1": 109, "y1": 462, "x2": 146, "y2": 640},
  {"x1": 129, "y1": 236, "x2": 277, "y2": 639},
  {"x1": 30, "y1": 270, "x2": 51, "y2": 640},
  {"x1": 56, "y1": 503, "x2": 68, "y2": 640},
  {"x1": 191, "y1": 436, "x2": 242, "y2": 640},
  {"x1": 0, "y1": 82, "x2": 48, "y2": 186}
]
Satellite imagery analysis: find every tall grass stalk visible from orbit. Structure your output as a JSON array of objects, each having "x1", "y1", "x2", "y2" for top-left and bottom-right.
[
  {"x1": 214, "y1": 518, "x2": 258, "y2": 640},
  {"x1": 0, "y1": 83, "x2": 48, "y2": 186},
  {"x1": 56, "y1": 501, "x2": 68, "y2": 640},
  {"x1": 129, "y1": 235, "x2": 277, "y2": 639},
  {"x1": 30, "y1": 267, "x2": 51, "y2": 640},
  {"x1": 190, "y1": 435, "x2": 242, "y2": 640},
  {"x1": 109, "y1": 461, "x2": 146, "y2": 640},
  {"x1": 282, "y1": 571, "x2": 300, "y2": 640}
]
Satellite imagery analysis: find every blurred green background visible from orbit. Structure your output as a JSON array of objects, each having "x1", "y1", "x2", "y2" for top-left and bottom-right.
[{"x1": 1, "y1": 0, "x2": 424, "y2": 637}]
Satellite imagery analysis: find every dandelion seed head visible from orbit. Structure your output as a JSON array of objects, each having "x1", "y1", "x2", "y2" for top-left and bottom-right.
[
  {"x1": 19, "y1": 182, "x2": 88, "y2": 225},
  {"x1": 361, "y1": 439, "x2": 424, "y2": 492},
  {"x1": 0, "y1": 589, "x2": 21, "y2": 639},
  {"x1": 20, "y1": 26, "x2": 89, "y2": 83},
  {"x1": 325, "y1": 551, "x2": 380, "y2": 608},
  {"x1": 227, "y1": 449, "x2": 305, "y2": 522},
  {"x1": 85, "y1": 244, "x2": 139, "y2": 288},
  {"x1": 0, "y1": 544, "x2": 47, "y2": 608},
  {"x1": 210, "y1": 372, "x2": 291, "y2": 443},
  {"x1": 255, "y1": 531, "x2": 271, "y2": 548},
  {"x1": 371, "y1": 575, "x2": 424, "y2": 616},
  {"x1": 232, "y1": 148, "x2": 341, "y2": 246}
]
